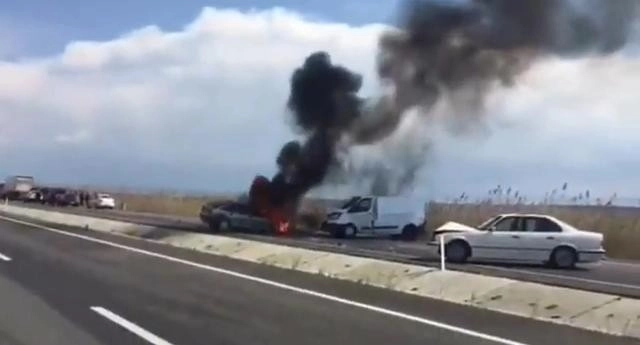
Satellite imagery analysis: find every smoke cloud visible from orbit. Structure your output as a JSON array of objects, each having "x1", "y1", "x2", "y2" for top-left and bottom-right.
[{"x1": 266, "y1": 0, "x2": 639, "y2": 204}]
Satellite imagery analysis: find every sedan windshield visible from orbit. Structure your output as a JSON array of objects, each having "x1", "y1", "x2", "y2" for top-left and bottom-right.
[{"x1": 477, "y1": 215, "x2": 502, "y2": 230}]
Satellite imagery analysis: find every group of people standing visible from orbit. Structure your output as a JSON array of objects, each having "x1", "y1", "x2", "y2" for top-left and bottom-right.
[{"x1": 78, "y1": 190, "x2": 92, "y2": 207}]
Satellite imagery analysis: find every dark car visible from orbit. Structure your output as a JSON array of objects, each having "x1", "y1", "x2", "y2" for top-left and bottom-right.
[
  {"x1": 43, "y1": 188, "x2": 77, "y2": 206},
  {"x1": 199, "y1": 201, "x2": 273, "y2": 233},
  {"x1": 60, "y1": 191, "x2": 80, "y2": 207}
]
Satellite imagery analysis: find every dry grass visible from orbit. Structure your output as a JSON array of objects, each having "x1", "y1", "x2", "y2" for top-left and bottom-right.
[
  {"x1": 113, "y1": 193, "x2": 231, "y2": 217},
  {"x1": 112, "y1": 193, "x2": 640, "y2": 260}
]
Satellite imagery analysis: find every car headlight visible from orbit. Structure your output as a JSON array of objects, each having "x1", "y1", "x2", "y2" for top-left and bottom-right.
[{"x1": 327, "y1": 212, "x2": 341, "y2": 220}]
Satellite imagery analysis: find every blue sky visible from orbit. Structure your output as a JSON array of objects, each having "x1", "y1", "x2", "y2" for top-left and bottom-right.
[
  {"x1": 2, "y1": 0, "x2": 398, "y2": 58},
  {"x1": 0, "y1": 0, "x2": 639, "y2": 203}
]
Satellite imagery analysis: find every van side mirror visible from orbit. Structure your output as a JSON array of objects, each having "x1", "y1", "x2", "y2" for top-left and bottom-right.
[{"x1": 487, "y1": 225, "x2": 496, "y2": 232}]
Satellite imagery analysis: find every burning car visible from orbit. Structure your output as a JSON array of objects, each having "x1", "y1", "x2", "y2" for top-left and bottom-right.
[
  {"x1": 199, "y1": 201, "x2": 274, "y2": 233},
  {"x1": 199, "y1": 175, "x2": 297, "y2": 234}
]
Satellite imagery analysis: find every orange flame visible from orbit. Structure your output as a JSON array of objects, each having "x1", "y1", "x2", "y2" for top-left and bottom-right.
[{"x1": 250, "y1": 175, "x2": 294, "y2": 235}]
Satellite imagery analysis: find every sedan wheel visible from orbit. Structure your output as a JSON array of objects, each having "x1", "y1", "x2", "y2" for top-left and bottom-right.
[
  {"x1": 445, "y1": 240, "x2": 469, "y2": 264},
  {"x1": 218, "y1": 219, "x2": 231, "y2": 232},
  {"x1": 551, "y1": 247, "x2": 577, "y2": 269}
]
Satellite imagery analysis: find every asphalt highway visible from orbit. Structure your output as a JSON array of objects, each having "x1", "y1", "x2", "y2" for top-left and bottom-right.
[
  {"x1": 9, "y1": 203, "x2": 640, "y2": 298},
  {"x1": 0, "y1": 217, "x2": 637, "y2": 345}
]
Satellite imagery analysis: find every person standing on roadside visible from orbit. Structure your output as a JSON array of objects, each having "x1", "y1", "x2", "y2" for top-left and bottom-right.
[{"x1": 84, "y1": 191, "x2": 91, "y2": 208}]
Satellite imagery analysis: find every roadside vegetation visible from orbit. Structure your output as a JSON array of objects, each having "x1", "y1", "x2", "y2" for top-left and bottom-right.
[{"x1": 111, "y1": 191, "x2": 640, "y2": 261}]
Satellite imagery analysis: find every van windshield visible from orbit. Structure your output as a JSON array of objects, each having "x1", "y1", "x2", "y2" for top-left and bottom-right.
[{"x1": 340, "y1": 197, "x2": 360, "y2": 209}]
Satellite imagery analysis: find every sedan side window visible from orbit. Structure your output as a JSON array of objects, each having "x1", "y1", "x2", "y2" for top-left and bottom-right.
[
  {"x1": 532, "y1": 218, "x2": 562, "y2": 233},
  {"x1": 222, "y1": 204, "x2": 238, "y2": 213},
  {"x1": 523, "y1": 218, "x2": 537, "y2": 232},
  {"x1": 236, "y1": 204, "x2": 253, "y2": 215}
]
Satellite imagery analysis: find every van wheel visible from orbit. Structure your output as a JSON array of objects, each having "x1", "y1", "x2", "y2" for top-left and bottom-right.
[
  {"x1": 445, "y1": 240, "x2": 470, "y2": 264},
  {"x1": 400, "y1": 225, "x2": 419, "y2": 241},
  {"x1": 344, "y1": 224, "x2": 357, "y2": 238},
  {"x1": 334, "y1": 225, "x2": 356, "y2": 239}
]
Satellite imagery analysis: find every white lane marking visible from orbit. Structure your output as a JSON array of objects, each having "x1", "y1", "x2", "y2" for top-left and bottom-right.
[
  {"x1": 472, "y1": 264, "x2": 640, "y2": 291},
  {"x1": 0, "y1": 251, "x2": 11, "y2": 261},
  {"x1": 91, "y1": 306, "x2": 174, "y2": 345},
  {"x1": 1, "y1": 216, "x2": 526, "y2": 345}
]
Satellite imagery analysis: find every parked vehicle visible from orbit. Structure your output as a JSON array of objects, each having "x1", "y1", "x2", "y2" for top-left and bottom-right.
[
  {"x1": 199, "y1": 201, "x2": 273, "y2": 233},
  {"x1": 87, "y1": 193, "x2": 116, "y2": 209},
  {"x1": 1, "y1": 175, "x2": 35, "y2": 200},
  {"x1": 61, "y1": 191, "x2": 80, "y2": 207},
  {"x1": 321, "y1": 196, "x2": 427, "y2": 240},
  {"x1": 42, "y1": 188, "x2": 67, "y2": 206},
  {"x1": 428, "y1": 213, "x2": 606, "y2": 269},
  {"x1": 23, "y1": 188, "x2": 44, "y2": 203}
]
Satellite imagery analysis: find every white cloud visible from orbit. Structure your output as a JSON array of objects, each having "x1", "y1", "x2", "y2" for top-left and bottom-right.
[
  {"x1": 1, "y1": 7, "x2": 639, "y2": 200},
  {"x1": 54, "y1": 129, "x2": 91, "y2": 144}
]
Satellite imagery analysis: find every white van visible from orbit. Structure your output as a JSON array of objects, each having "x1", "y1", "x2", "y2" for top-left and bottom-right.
[{"x1": 321, "y1": 196, "x2": 427, "y2": 240}]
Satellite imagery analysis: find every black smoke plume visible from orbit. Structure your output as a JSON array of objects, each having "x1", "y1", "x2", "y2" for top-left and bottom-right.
[
  {"x1": 265, "y1": 0, "x2": 639, "y2": 205},
  {"x1": 265, "y1": 52, "x2": 364, "y2": 208}
]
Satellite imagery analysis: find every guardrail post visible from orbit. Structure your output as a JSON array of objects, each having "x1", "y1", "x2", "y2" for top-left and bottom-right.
[{"x1": 439, "y1": 234, "x2": 446, "y2": 271}]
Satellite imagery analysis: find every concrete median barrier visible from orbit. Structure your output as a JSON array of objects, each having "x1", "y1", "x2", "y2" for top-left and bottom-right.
[{"x1": 0, "y1": 204, "x2": 638, "y2": 339}]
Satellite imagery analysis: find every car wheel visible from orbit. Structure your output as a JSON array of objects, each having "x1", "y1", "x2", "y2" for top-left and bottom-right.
[
  {"x1": 207, "y1": 220, "x2": 219, "y2": 232},
  {"x1": 445, "y1": 240, "x2": 470, "y2": 264},
  {"x1": 344, "y1": 224, "x2": 357, "y2": 238},
  {"x1": 400, "y1": 225, "x2": 419, "y2": 241},
  {"x1": 332, "y1": 227, "x2": 347, "y2": 239},
  {"x1": 550, "y1": 247, "x2": 577, "y2": 269},
  {"x1": 217, "y1": 218, "x2": 231, "y2": 232}
]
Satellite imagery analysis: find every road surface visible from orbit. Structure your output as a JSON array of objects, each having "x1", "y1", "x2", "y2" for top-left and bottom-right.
[
  {"x1": 14, "y1": 203, "x2": 640, "y2": 298},
  {"x1": 0, "y1": 217, "x2": 636, "y2": 345}
]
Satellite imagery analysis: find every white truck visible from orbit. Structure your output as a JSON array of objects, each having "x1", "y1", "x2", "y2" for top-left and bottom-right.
[
  {"x1": 1, "y1": 175, "x2": 35, "y2": 200},
  {"x1": 321, "y1": 196, "x2": 427, "y2": 240}
]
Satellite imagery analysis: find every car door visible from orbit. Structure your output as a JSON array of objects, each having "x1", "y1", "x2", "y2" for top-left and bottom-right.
[
  {"x1": 370, "y1": 198, "x2": 396, "y2": 236},
  {"x1": 234, "y1": 204, "x2": 257, "y2": 230},
  {"x1": 221, "y1": 204, "x2": 244, "y2": 229},
  {"x1": 472, "y1": 216, "x2": 525, "y2": 261},
  {"x1": 346, "y1": 197, "x2": 375, "y2": 235},
  {"x1": 371, "y1": 198, "x2": 406, "y2": 236},
  {"x1": 241, "y1": 205, "x2": 268, "y2": 232},
  {"x1": 520, "y1": 217, "x2": 563, "y2": 262}
]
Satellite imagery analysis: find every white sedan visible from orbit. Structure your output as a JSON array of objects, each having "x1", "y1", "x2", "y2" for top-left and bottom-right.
[
  {"x1": 428, "y1": 213, "x2": 606, "y2": 269},
  {"x1": 88, "y1": 193, "x2": 116, "y2": 209}
]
